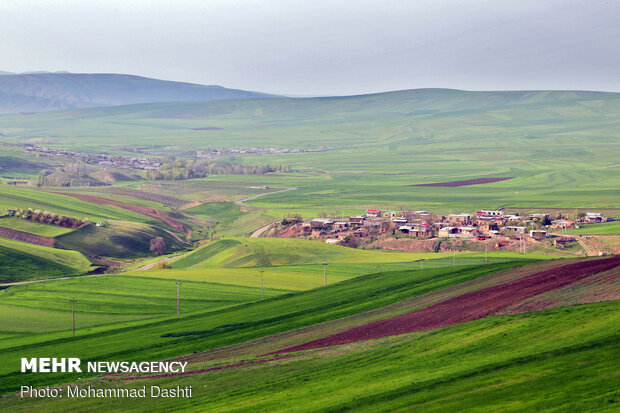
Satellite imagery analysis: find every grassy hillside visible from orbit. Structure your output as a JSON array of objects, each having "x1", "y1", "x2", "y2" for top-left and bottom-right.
[
  {"x1": 55, "y1": 220, "x2": 187, "y2": 258},
  {"x1": 0, "y1": 186, "x2": 159, "y2": 225},
  {"x1": 0, "y1": 237, "x2": 92, "y2": 282},
  {"x1": 0, "y1": 261, "x2": 528, "y2": 392},
  {"x1": 0, "y1": 275, "x2": 288, "y2": 334},
  {"x1": 6, "y1": 301, "x2": 616, "y2": 412},
  {"x1": 1, "y1": 89, "x2": 618, "y2": 213},
  {"x1": 171, "y1": 237, "x2": 449, "y2": 268},
  {"x1": 0, "y1": 216, "x2": 74, "y2": 237}
]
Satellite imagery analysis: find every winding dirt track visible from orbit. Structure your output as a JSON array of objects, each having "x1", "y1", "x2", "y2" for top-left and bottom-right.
[{"x1": 272, "y1": 255, "x2": 620, "y2": 354}]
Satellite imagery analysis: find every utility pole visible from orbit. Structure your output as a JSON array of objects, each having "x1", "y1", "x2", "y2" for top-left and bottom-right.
[
  {"x1": 69, "y1": 298, "x2": 77, "y2": 337},
  {"x1": 259, "y1": 269, "x2": 264, "y2": 300},
  {"x1": 322, "y1": 262, "x2": 327, "y2": 286},
  {"x1": 484, "y1": 242, "x2": 488, "y2": 263},
  {"x1": 176, "y1": 280, "x2": 182, "y2": 316},
  {"x1": 453, "y1": 250, "x2": 456, "y2": 266}
]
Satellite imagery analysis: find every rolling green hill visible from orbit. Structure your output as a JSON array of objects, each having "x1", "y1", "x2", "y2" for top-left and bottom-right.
[
  {"x1": 54, "y1": 220, "x2": 188, "y2": 258},
  {"x1": 0, "y1": 261, "x2": 530, "y2": 392},
  {"x1": 1, "y1": 88, "x2": 617, "y2": 214},
  {"x1": 0, "y1": 237, "x2": 92, "y2": 282},
  {"x1": 171, "y1": 237, "x2": 448, "y2": 268}
]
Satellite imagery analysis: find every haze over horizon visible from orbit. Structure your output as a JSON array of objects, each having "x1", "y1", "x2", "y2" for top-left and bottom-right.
[{"x1": 1, "y1": 0, "x2": 619, "y2": 96}]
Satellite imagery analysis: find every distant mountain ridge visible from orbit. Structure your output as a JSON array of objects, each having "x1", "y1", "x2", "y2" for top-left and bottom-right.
[{"x1": 0, "y1": 72, "x2": 279, "y2": 113}]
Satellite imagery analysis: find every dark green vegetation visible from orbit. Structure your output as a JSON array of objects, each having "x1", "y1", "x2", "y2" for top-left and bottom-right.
[{"x1": 0, "y1": 72, "x2": 278, "y2": 113}]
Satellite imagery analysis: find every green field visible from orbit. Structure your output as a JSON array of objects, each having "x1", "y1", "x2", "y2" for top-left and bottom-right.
[
  {"x1": 171, "y1": 237, "x2": 454, "y2": 269},
  {"x1": 0, "y1": 88, "x2": 619, "y2": 411},
  {"x1": 1, "y1": 89, "x2": 619, "y2": 216},
  {"x1": 0, "y1": 275, "x2": 288, "y2": 334},
  {"x1": 0, "y1": 257, "x2": 618, "y2": 412},
  {"x1": 0, "y1": 261, "x2": 532, "y2": 392},
  {"x1": 568, "y1": 221, "x2": 620, "y2": 235},
  {"x1": 55, "y1": 220, "x2": 188, "y2": 258},
  {"x1": 5, "y1": 301, "x2": 617, "y2": 412},
  {"x1": 0, "y1": 216, "x2": 75, "y2": 237},
  {"x1": 0, "y1": 237, "x2": 92, "y2": 283},
  {"x1": 0, "y1": 186, "x2": 160, "y2": 226}
]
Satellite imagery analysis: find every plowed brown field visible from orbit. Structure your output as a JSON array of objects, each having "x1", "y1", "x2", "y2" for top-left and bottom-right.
[
  {"x1": 0, "y1": 227, "x2": 55, "y2": 247},
  {"x1": 411, "y1": 177, "x2": 513, "y2": 187},
  {"x1": 274, "y1": 255, "x2": 620, "y2": 354}
]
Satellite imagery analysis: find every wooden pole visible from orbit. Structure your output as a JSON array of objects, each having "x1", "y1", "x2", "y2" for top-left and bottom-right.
[
  {"x1": 323, "y1": 262, "x2": 327, "y2": 286},
  {"x1": 176, "y1": 280, "x2": 182, "y2": 316},
  {"x1": 69, "y1": 298, "x2": 77, "y2": 337}
]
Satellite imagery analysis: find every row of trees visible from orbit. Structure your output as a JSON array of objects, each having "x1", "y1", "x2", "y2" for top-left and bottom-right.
[
  {"x1": 145, "y1": 160, "x2": 292, "y2": 180},
  {"x1": 7, "y1": 208, "x2": 90, "y2": 228}
]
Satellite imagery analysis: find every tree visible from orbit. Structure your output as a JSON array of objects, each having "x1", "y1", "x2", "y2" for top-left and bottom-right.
[{"x1": 150, "y1": 237, "x2": 166, "y2": 256}]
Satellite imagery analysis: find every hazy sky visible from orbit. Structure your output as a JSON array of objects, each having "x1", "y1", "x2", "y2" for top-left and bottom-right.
[{"x1": 1, "y1": 0, "x2": 618, "y2": 95}]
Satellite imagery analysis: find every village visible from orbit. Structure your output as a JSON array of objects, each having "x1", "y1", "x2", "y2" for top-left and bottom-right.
[
  {"x1": 274, "y1": 208, "x2": 613, "y2": 254},
  {"x1": 21, "y1": 145, "x2": 162, "y2": 170}
]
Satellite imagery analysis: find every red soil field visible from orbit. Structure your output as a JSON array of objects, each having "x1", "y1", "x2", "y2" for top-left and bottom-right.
[
  {"x1": 411, "y1": 177, "x2": 513, "y2": 187},
  {"x1": 55, "y1": 193, "x2": 188, "y2": 234},
  {"x1": 496, "y1": 266, "x2": 620, "y2": 315},
  {"x1": 0, "y1": 226, "x2": 55, "y2": 247},
  {"x1": 272, "y1": 255, "x2": 620, "y2": 354}
]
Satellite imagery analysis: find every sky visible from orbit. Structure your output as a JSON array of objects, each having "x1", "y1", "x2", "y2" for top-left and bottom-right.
[{"x1": 1, "y1": 0, "x2": 618, "y2": 96}]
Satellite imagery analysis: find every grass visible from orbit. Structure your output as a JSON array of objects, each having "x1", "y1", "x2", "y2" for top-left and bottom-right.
[
  {"x1": 568, "y1": 221, "x2": 620, "y2": 235},
  {"x1": 0, "y1": 186, "x2": 160, "y2": 226},
  {"x1": 0, "y1": 237, "x2": 92, "y2": 283},
  {"x1": 0, "y1": 216, "x2": 75, "y2": 237},
  {"x1": 54, "y1": 220, "x2": 187, "y2": 258},
  {"x1": 0, "y1": 89, "x2": 619, "y2": 222},
  {"x1": 171, "y1": 237, "x2": 453, "y2": 269},
  {"x1": 2, "y1": 300, "x2": 618, "y2": 412},
  {"x1": 130, "y1": 253, "x2": 553, "y2": 291},
  {"x1": 0, "y1": 275, "x2": 288, "y2": 334},
  {"x1": 1, "y1": 89, "x2": 618, "y2": 215},
  {"x1": 0, "y1": 261, "x2": 530, "y2": 392}
]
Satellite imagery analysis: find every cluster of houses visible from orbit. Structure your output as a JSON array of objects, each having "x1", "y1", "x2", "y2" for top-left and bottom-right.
[
  {"x1": 288, "y1": 208, "x2": 611, "y2": 245},
  {"x1": 195, "y1": 146, "x2": 330, "y2": 158},
  {"x1": 22, "y1": 145, "x2": 162, "y2": 170}
]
